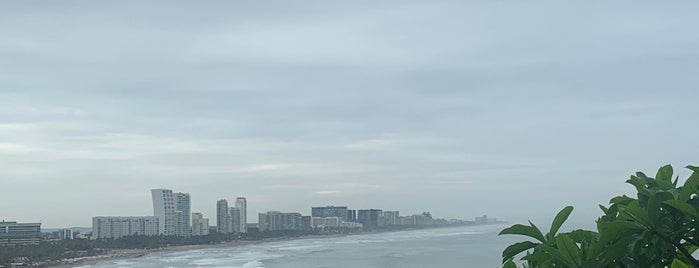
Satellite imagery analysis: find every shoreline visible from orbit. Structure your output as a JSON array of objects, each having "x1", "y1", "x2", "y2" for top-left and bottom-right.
[
  {"x1": 40, "y1": 223, "x2": 505, "y2": 267},
  {"x1": 41, "y1": 234, "x2": 344, "y2": 268}
]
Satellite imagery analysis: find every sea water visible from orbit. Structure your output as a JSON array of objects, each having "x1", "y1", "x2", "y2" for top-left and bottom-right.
[{"x1": 80, "y1": 224, "x2": 519, "y2": 268}]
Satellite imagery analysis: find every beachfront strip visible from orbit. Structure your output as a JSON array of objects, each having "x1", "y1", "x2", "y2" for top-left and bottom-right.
[{"x1": 3, "y1": 188, "x2": 500, "y2": 243}]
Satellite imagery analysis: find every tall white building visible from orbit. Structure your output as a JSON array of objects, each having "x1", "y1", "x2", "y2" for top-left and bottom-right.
[
  {"x1": 216, "y1": 199, "x2": 229, "y2": 234},
  {"x1": 174, "y1": 192, "x2": 191, "y2": 237},
  {"x1": 151, "y1": 189, "x2": 175, "y2": 235},
  {"x1": 228, "y1": 207, "x2": 241, "y2": 233},
  {"x1": 92, "y1": 217, "x2": 159, "y2": 239},
  {"x1": 235, "y1": 197, "x2": 247, "y2": 233},
  {"x1": 382, "y1": 211, "x2": 400, "y2": 225},
  {"x1": 152, "y1": 189, "x2": 191, "y2": 237},
  {"x1": 191, "y1": 213, "x2": 209, "y2": 236}
]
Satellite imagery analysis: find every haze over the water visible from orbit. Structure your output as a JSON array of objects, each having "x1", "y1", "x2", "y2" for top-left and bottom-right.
[{"x1": 1, "y1": 1, "x2": 698, "y2": 228}]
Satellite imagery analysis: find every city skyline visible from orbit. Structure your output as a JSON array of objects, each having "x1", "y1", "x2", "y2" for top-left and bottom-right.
[{"x1": 5, "y1": 187, "x2": 468, "y2": 229}]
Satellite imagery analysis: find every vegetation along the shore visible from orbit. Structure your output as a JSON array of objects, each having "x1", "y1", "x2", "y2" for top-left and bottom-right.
[{"x1": 500, "y1": 165, "x2": 699, "y2": 267}]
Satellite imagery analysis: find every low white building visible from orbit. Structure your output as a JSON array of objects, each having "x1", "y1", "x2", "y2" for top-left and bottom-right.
[
  {"x1": 92, "y1": 216, "x2": 159, "y2": 239},
  {"x1": 340, "y1": 221, "x2": 363, "y2": 229},
  {"x1": 312, "y1": 217, "x2": 341, "y2": 228},
  {"x1": 311, "y1": 217, "x2": 362, "y2": 229}
]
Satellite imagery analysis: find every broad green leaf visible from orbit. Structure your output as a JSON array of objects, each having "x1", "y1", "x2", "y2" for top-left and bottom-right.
[
  {"x1": 647, "y1": 191, "x2": 674, "y2": 224},
  {"x1": 680, "y1": 170, "x2": 699, "y2": 201},
  {"x1": 636, "y1": 172, "x2": 651, "y2": 182},
  {"x1": 663, "y1": 199, "x2": 699, "y2": 218},
  {"x1": 556, "y1": 234, "x2": 582, "y2": 267},
  {"x1": 627, "y1": 176, "x2": 650, "y2": 195},
  {"x1": 548, "y1": 206, "x2": 574, "y2": 238},
  {"x1": 539, "y1": 244, "x2": 577, "y2": 267},
  {"x1": 620, "y1": 201, "x2": 651, "y2": 228},
  {"x1": 502, "y1": 241, "x2": 538, "y2": 263},
  {"x1": 671, "y1": 259, "x2": 691, "y2": 268},
  {"x1": 655, "y1": 165, "x2": 674, "y2": 190},
  {"x1": 598, "y1": 204, "x2": 609, "y2": 214},
  {"x1": 529, "y1": 220, "x2": 546, "y2": 242},
  {"x1": 656, "y1": 165, "x2": 673, "y2": 182},
  {"x1": 609, "y1": 195, "x2": 634, "y2": 205},
  {"x1": 503, "y1": 259, "x2": 517, "y2": 268},
  {"x1": 499, "y1": 224, "x2": 546, "y2": 243},
  {"x1": 566, "y1": 229, "x2": 598, "y2": 242}
]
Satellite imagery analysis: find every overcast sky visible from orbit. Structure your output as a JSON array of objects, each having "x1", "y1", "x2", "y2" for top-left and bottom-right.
[{"x1": 1, "y1": 1, "x2": 698, "y2": 228}]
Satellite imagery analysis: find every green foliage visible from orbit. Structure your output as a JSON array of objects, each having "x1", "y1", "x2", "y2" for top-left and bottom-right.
[{"x1": 500, "y1": 165, "x2": 699, "y2": 268}]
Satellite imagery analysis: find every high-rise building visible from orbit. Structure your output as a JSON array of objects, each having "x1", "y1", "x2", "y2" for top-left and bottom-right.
[
  {"x1": 382, "y1": 211, "x2": 400, "y2": 225},
  {"x1": 0, "y1": 221, "x2": 41, "y2": 245},
  {"x1": 91, "y1": 217, "x2": 159, "y2": 239},
  {"x1": 312, "y1": 206, "x2": 349, "y2": 221},
  {"x1": 228, "y1": 207, "x2": 241, "y2": 233},
  {"x1": 151, "y1": 189, "x2": 175, "y2": 235},
  {"x1": 174, "y1": 192, "x2": 191, "y2": 237},
  {"x1": 191, "y1": 213, "x2": 210, "y2": 236},
  {"x1": 235, "y1": 197, "x2": 248, "y2": 233},
  {"x1": 152, "y1": 189, "x2": 190, "y2": 237},
  {"x1": 216, "y1": 199, "x2": 229, "y2": 234},
  {"x1": 358, "y1": 209, "x2": 383, "y2": 228},
  {"x1": 347, "y1": 210, "x2": 357, "y2": 222}
]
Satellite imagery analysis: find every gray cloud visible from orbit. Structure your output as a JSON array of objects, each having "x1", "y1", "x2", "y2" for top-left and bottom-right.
[{"x1": 1, "y1": 1, "x2": 698, "y2": 227}]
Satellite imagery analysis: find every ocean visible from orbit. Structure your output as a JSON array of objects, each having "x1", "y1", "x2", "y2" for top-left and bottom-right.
[{"x1": 80, "y1": 224, "x2": 518, "y2": 268}]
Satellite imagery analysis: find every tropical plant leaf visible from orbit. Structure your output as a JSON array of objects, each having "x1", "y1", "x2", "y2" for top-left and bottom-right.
[
  {"x1": 548, "y1": 206, "x2": 573, "y2": 239},
  {"x1": 656, "y1": 165, "x2": 674, "y2": 190},
  {"x1": 499, "y1": 224, "x2": 546, "y2": 243},
  {"x1": 503, "y1": 259, "x2": 517, "y2": 268},
  {"x1": 555, "y1": 234, "x2": 582, "y2": 267},
  {"x1": 647, "y1": 191, "x2": 674, "y2": 223},
  {"x1": 538, "y1": 244, "x2": 577, "y2": 268},
  {"x1": 609, "y1": 195, "x2": 634, "y2": 205},
  {"x1": 656, "y1": 165, "x2": 674, "y2": 182},
  {"x1": 680, "y1": 171, "x2": 699, "y2": 201},
  {"x1": 502, "y1": 241, "x2": 538, "y2": 263},
  {"x1": 663, "y1": 199, "x2": 699, "y2": 218},
  {"x1": 627, "y1": 176, "x2": 650, "y2": 196},
  {"x1": 671, "y1": 259, "x2": 691, "y2": 268}
]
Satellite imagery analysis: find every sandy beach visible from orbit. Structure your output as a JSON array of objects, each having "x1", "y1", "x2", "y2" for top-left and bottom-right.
[
  {"x1": 40, "y1": 234, "x2": 347, "y2": 268},
  {"x1": 41, "y1": 239, "x2": 272, "y2": 268}
]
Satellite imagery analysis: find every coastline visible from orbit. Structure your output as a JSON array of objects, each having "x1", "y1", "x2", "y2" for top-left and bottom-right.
[
  {"x1": 40, "y1": 235, "x2": 342, "y2": 268},
  {"x1": 39, "y1": 224, "x2": 503, "y2": 267}
]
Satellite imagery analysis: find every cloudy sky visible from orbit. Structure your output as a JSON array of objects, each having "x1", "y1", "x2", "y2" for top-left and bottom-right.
[{"x1": 1, "y1": 1, "x2": 698, "y2": 228}]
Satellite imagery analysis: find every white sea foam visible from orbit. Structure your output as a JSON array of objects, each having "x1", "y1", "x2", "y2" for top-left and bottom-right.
[
  {"x1": 242, "y1": 260, "x2": 264, "y2": 268},
  {"x1": 86, "y1": 225, "x2": 505, "y2": 267}
]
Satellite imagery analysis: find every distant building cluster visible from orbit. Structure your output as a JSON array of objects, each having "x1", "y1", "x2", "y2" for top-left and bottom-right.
[
  {"x1": 216, "y1": 197, "x2": 248, "y2": 234},
  {"x1": 4, "y1": 188, "x2": 492, "y2": 243}
]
